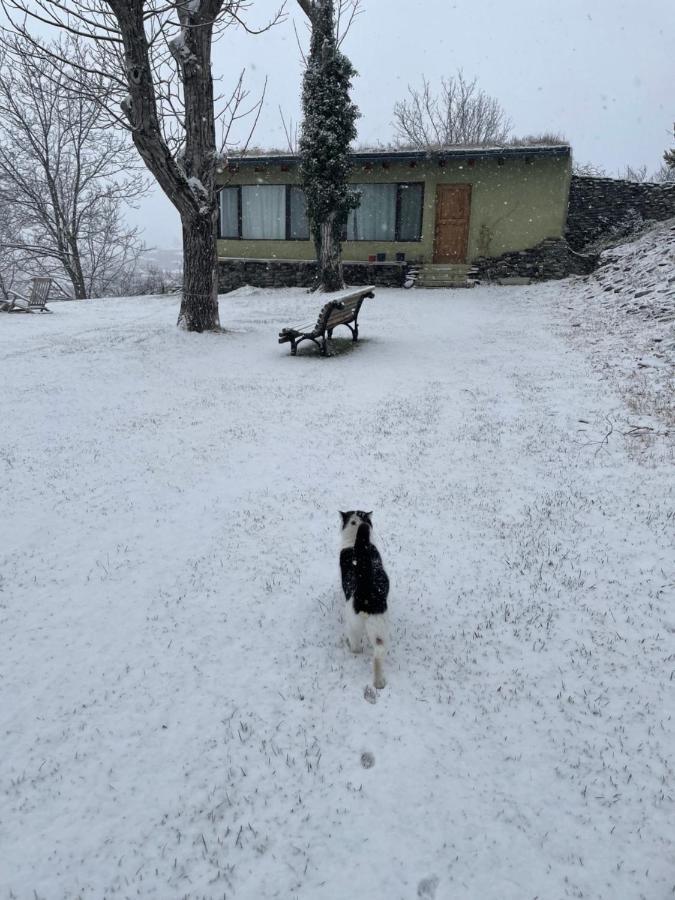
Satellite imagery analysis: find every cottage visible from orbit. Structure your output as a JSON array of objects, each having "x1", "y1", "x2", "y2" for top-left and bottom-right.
[{"x1": 217, "y1": 145, "x2": 571, "y2": 289}]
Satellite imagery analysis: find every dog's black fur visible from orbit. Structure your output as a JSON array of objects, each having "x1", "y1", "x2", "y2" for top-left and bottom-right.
[{"x1": 339, "y1": 511, "x2": 389, "y2": 615}]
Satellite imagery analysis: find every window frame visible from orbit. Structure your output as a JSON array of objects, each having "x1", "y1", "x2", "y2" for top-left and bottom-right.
[{"x1": 218, "y1": 184, "x2": 309, "y2": 241}]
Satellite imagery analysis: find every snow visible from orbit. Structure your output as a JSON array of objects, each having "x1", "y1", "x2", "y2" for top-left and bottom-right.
[
  {"x1": 1, "y1": 230, "x2": 673, "y2": 898},
  {"x1": 168, "y1": 31, "x2": 187, "y2": 54},
  {"x1": 187, "y1": 175, "x2": 207, "y2": 198},
  {"x1": 556, "y1": 217, "x2": 675, "y2": 430},
  {"x1": 169, "y1": 30, "x2": 198, "y2": 69}
]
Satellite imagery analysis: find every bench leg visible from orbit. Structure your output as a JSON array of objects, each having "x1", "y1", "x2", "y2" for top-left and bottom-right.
[{"x1": 289, "y1": 335, "x2": 325, "y2": 356}]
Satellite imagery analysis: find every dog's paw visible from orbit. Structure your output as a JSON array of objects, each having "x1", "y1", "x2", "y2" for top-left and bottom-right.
[{"x1": 374, "y1": 676, "x2": 386, "y2": 690}]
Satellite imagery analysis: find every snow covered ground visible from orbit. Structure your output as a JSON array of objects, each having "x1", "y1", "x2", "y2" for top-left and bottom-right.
[
  {"x1": 558, "y1": 218, "x2": 675, "y2": 434},
  {"x1": 1, "y1": 238, "x2": 673, "y2": 899}
]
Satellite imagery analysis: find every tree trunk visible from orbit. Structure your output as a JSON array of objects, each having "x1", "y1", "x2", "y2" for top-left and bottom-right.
[
  {"x1": 316, "y1": 213, "x2": 345, "y2": 292},
  {"x1": 61, "y1": 259, "x2": 87, "y2": 300},
  {"x1": 67, "y1": 241, "x2": 88, "y2": 300},
  {"x1": 177, "y1": 212, "x2": 220, "y2": 331},
  {"x1": 110, "y1": 1, "x2": 223, "y2": 331}
]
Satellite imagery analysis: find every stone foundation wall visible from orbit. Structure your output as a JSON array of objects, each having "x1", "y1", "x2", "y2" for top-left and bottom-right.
[
  {"x1": 217, "y1": 258, "x2": 407, "y2": 293},
  {"x1": 472, "y1": 239, "x2": 598, "y2": 282},
  {"x1": 566, "y1": 175, "x2": 675, "y2": 249}
]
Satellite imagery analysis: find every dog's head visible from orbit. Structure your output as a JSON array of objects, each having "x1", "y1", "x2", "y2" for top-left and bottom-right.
[
  {"x1": 339, "y1": 511, "x2": 373, "y2": 544},
  {"x1": 340, "y1": 510, "x2": 373, "y2": 528}
]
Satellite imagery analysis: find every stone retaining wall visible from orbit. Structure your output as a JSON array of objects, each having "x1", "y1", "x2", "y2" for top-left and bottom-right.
[
  {"x1": 566, "y1": 175, "x2": 675, "y2": 249},
  {"x1": 217, "y1": 258, "x2": 407, "y2": 293},
  {"x1": 472, "y1": 239, "x2": 598, "y2": 282}
]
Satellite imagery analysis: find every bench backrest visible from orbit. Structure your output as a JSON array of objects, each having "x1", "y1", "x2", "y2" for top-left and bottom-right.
[
  {"x1": 317, "y1": 288, "x2": 374, "y2": 332},
  {"x1": 326, "y1": 296, "x2": 362, "y2": 329},
  {"x1": 29, "y1": 277, "x2": 52, "y2": 308}
]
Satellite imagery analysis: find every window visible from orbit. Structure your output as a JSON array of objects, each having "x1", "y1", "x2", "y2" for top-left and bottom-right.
[
  {"x1": 346, "y1": 182, "x2": 423, "y2": 241},
  {"x1": 398, "y1": 183, "x2": 424, "y2": 241},
  {"x1": 289, "y1": 186, "x2": 310, "y2": 240},
  {"x1": 347, "y1": 184, "x2": 397, "y2": 240},
  {"x1": 242, "y1": 185, "x2": 285, "y2": 239},
  {"x1": 218, "y1": 185, "x2": 310, "y2": 240},
  {"x1": 218, "y1": 181, "x2": 423, "y2": 242},
  {"x1": 219, "y1": 187, "x2": 239, "y2": 238}
]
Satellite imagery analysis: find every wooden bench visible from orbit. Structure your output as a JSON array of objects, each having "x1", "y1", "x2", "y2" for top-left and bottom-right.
[{"x1": 278, "y1": 285, "x2": 375, "y2": 356}]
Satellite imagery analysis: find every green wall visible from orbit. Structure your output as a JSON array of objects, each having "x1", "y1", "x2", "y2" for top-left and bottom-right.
[{"x1": 217, "y1": 153, "x2": 571, "y2": 264}]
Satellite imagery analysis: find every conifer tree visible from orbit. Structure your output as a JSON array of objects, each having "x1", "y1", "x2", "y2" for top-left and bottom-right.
[
  {"x1": 297, "y1": 0, "x2": 359, "y2": 291},
  {"x1": 664, "y1": 123, "x2": 675, "y2": 170}
]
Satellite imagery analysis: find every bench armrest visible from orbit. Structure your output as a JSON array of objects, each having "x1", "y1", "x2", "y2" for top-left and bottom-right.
[
  {"x1": 7, "y1": 289, "x2": 29, "y2": 304},
  {"x1": 315, "y1": 299, "x2": 345, "y2": 333}
]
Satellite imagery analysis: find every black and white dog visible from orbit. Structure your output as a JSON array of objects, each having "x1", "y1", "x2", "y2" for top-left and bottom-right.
[{"x1": 339, "y1": 510, "x2": 390, "y2": 689}]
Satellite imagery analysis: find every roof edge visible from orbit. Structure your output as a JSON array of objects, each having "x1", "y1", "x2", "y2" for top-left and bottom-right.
[{"x1": 228, "y1": 145, "x2": 571, "y2": 167}]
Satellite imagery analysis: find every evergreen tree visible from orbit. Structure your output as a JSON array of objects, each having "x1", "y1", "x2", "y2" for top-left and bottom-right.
[{"x1": 297, "y1": 0, "x2": 359, "y2": 291}]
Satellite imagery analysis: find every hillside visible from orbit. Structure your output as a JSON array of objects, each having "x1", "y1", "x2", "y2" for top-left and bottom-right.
[{"x1": 557, "y1": 217, "x2": 675, "y2": 431}]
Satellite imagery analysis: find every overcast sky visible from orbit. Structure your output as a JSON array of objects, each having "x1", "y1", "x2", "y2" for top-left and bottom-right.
[{"x1": 128, "y1": 0, "x2": 675, "y2": 248}]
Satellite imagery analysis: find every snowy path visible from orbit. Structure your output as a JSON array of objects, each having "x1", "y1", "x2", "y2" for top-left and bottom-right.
[{"x1": 1, "y1": 287, "x2": 673, "y2": 899}]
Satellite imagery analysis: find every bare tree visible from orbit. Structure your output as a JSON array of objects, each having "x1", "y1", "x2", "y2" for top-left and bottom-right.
[
  {"x1": 0, "y1": 0, "x2": 283, "y2": 331},
  {"x1": 664, "y1": 122, "x2": 675, "y2": 171},
  {"x1": 279, "y1": 106, "x2": 299, "y2": 154},
  {"x1": 573, "y1": 159, "x2": 675, "y2": 183},
  {"x1": 651, "y1": 163, "x2": 675, "y2": 183},
  {"x1": 118, "y1": 260, "x2": 182, "y2": 296},
  {"x1": 617, "y1": 163, "x2": 650, "y2": 183},
  {"x1": 296, "y1": 0, "x2": 360, "y2": 291},
  {"x1": 572, "y1": 160, "x2": 607, "y2": 177},
  {"x1": 623, "y1": 162, "x2": 675, "y2": 184},
  {"x1": 393, "y1": 71, "x2": 512, "y2": 150},
  {"x1": 0, "y1": 36, "x2": 147, "y2": 299},
  {"x1": 0, "y1": 190, "x2": 26, "y2": 302}
]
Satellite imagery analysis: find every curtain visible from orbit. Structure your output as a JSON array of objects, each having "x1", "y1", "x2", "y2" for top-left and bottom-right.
[
  {"x1": 289, "y1": 186, "x2": 310, "y2": 239},
  {"x1": 347, "y1": 184, "x2": 397, "y2": 241},
  {"x1": 219, "y1": 187, "x2": 239, "y2": 238},
  {"x1": 242, "y1": 185, "x2": 285, "y2": 239}
]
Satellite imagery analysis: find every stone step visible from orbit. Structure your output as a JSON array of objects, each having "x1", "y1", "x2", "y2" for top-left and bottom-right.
[
  {"x1": 417, "y1": 280, "x2": 475, "y2": 288},
  {"x1": 419, "y1": 264, "x2": 471, "y2": 275},
  {"x1": 415, "y1": 263, "x2": 475, "y2": 288},
  {"x1": 418, "y1": 274, "x2": 469, "y2": 282}
]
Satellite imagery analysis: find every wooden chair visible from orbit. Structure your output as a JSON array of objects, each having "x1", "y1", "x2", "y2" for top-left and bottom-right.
[{"x1": 4, "y1": 277, "x2": 53, "y2": 313}]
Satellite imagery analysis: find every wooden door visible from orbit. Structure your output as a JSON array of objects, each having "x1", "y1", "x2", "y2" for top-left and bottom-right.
[{"x1": 433, "y1": 184, "x2": 472, "y2": 263}]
